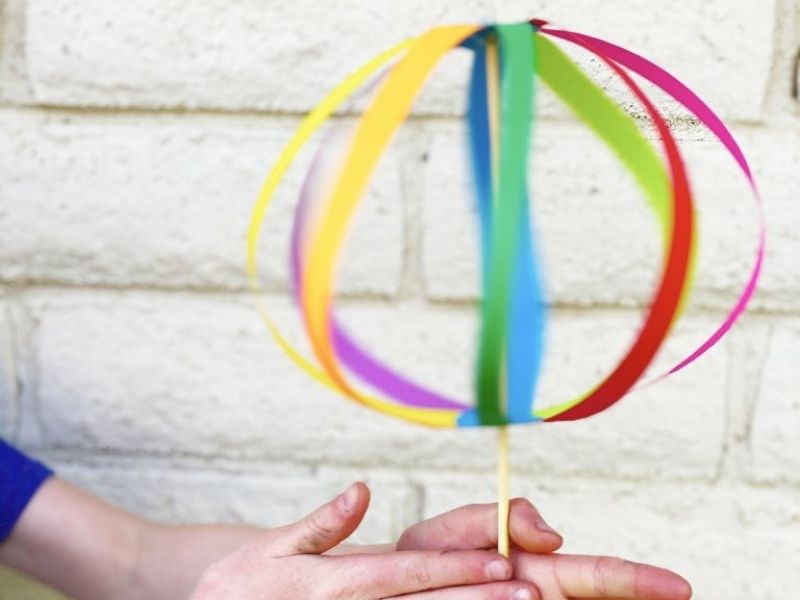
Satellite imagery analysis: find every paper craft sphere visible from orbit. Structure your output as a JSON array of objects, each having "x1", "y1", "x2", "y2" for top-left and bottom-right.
[{"x1": 247, "y1": 20, "x2": 764, "y2": 428}]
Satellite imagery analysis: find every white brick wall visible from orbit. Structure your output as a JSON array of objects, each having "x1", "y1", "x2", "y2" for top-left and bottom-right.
[
  {"x1": 23, "y1": 0, "x2": 775, "y2": 121},
  {"x1": 52, "y1": 461, "x2": 421, "y2": 545},
  {"x1": 0, "y1": 112, "x2": 403, "y2": 295},
  {"x1": 1, "y1": 1, "x2": 799, "y2": 598},
  {"x1": 751, "y1": 323, "x2": 800, "y2": 484},
  {"x1": 0, "y1": 301, "x2": 17, "y2": 438}
]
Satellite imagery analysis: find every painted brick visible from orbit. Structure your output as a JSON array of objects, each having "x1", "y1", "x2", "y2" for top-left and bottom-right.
[
  {"x1": 770, "y1": 0, "x2": 800, "y2": 119},
  {"x1": 51, "y1": 460, "x2": 419, "y2": 544},
  {"x1": 505, "y1": 309, "x2": 729, "y2": 481},
  {"x1": 0, "y1": 0, "x2": 31, "y2": 104},
  {"x1": 33, "y1": 292, "x2": 726, "y2": 479},
  {"x1": 422, "y1": 122, "x2": 660, "y2": 305},
  {"x1": 496, "y1": 0, "x2": 775, "y2": 123},
  {"x1": 4, "y1": 299, "x2": 47, "y2": 448},
  {"x1": 718, "y1": 319, "x2": 771, "y2": 478},
  {"x1": 25, "y1": 0, "x2": 491, "y2": 115},
  {"x1": 751, "y1": 320, "x2": 800, "y2": 485},
  {"x1": 421, "y1": 476, "x2": 800, "y2": 600},
  {"x1": 738, "y1": 124, "x2": 800, "y2": 312},
  {"x1": 25, "y1": 1, "x2": 772, "y2": 122},
  {"x1": 0, "y1": 300, "x2": 15, "y2": 438},
  {"x1": 0, "y1": 112, "x2": 403, "y2": 295},
  {"x1": 421, "y1": 121, "x2": 771, "y2": 310}
]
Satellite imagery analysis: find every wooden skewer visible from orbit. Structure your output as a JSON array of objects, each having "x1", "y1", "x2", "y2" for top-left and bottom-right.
[{"x1": 497, "y1": 425, "x2": 510, "y2": 557}]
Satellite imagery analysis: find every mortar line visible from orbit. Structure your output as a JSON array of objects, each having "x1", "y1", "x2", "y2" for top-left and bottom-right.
[
  {"x1": 1, "y1": 302, "x2": 21, "y2": 440},
  {"x1": 745, "y1": 323, "x2": 774, "y2": 451},
  {"x1": 713, "y1": 327, "x2": 738, "y2": 483},
  {"x1": 7, "y1": 282, "x2": 800, "y2": 318}
]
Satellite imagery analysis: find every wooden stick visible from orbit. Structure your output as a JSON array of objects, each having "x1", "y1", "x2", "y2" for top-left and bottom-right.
[
  {"x1": 487, "y1": 31, "x2": 510, "y2": 559},
  {"x1": 497, "y1": 425, "x2": 510, "y2": 557}
]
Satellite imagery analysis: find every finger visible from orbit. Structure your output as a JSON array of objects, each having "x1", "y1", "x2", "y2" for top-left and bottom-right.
[
  {"x1": 568, "y1": 597, "x2": 691, "y2": 600},
  {"x1": 386, "y1": 581, "x2": 541, "y2": 599},
  {"x1": 508, "y1": 498, "x2": 562, "y2": 552},
  {"x1": 397, "y1": 499, "x2": 562, "y2": 553},
  {"x1": 514, "y1": 554, "x2": 692, "y2": 600},
  {"x1": 269, "y1": 481, "x2": 370, "y2": 555},
  {"x1": 329, "y1": 550, "x2": 514, "y2": 598}
]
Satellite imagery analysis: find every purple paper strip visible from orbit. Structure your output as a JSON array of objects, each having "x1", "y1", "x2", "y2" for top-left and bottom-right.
[{"x1": 291, "y1": 127, "x2": 468, "y2": 411}]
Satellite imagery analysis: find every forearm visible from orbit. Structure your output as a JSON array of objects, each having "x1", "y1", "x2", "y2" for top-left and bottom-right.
[
  {"x1": 0, "y1": 476, "x2": 265, "y2": 600},
  {"x1": 0, "y1": 477, "x2": 143, "y2": 600},
  {"x1": 0, "y1": 477, "x2": 397, "y2": 600}
]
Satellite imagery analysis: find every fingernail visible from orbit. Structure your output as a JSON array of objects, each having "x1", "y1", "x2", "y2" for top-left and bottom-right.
[
  {"x1": 535, "y1": 517, "x2": 559, "y2": 536},
  {"x1": 338, "y1": 484, "x2": 358, "y2": 515},
  {"x1": 486, "y1": 559, "x2": 510, "y2": 580},
  {"x1": 512, "y1": 588, "x2": 534, "y2": 600}
]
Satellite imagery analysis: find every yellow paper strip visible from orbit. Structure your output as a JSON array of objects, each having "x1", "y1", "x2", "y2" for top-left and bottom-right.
[
  {"x1": 300, "y1": 25, "x2": 480, "y2": 420},
  {"x1": 245, "y1": 35, "x2": 460, "y2": 427}
]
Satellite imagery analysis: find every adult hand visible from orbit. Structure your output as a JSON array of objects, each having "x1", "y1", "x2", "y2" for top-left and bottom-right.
[{"x1": 190, "y1": 482, "x2": 540, "y2": 600}]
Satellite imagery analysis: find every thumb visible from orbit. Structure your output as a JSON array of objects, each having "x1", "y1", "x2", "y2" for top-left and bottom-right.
[
  {"x1": 270, "y1": 482, "x2": 370, "y2": 556},
  {"x1": 398, "y1": 498, "x2": 562, "y2": 554}
]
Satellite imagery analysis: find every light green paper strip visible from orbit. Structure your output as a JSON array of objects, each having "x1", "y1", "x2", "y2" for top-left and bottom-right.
[{"x1": 532, "y1": 34, "x2": 673, "y2": 420}]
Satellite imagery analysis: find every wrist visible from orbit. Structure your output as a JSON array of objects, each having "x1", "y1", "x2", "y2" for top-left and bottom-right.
[
  {"x1": 123, "y1": 518, "x2": 161, "y2": 600},
  {"x1": 133, "y1": 522, "x2": 265, "y2": 600}
]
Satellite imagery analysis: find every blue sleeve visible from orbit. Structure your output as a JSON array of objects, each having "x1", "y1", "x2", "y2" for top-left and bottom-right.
[{"x1": 0, "y1": 439, "x2": 53, "y2": 542}]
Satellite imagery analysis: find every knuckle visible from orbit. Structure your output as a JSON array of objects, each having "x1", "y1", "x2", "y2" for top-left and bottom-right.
[
  {"x1": 307, "y1": 509, "x2": 335, "y2": 538},
  {"x1": 592, "y1": 557, "x2": 609, "y2": 595},
  {"x1": 437, "y1": 511, "x2": 461, "y2": 539},
  {"x1": 397, "y1": 523, "x2": 424, "y2": 550},
  {"x1": 485, "y1": 584, "x2": 510, "y2": 600},
  {"x1": 298, "y1": 510, "x2": 335, "y2": 550},
  {"x1": 396, "y1": 529, "x2": 414, "y2": 550},
  {"x1": 605, "y1": 556, "x2": 634, "y2": 572},
  {"x1": 189, "y1": 557, "x2": 240, "y2": 599},
  {"x1": 593, "y1": 556, "x2": 632, "y2": 595},
  {"x1": 321, "y1": 584, "x2": 350, "y2": 600},
  {"x1": 511, "y1": 497, "x2": 539, "y2": 515},
  {"x1": 510, "y1": 497, "x2": 533, "y2": 510},
  {"x1": 469, "y1": 582, "x2": 524, "y2": 600},
  {"x1": 490, "y1": 584, "x2": 532, "y2": 600},
  {"x1": 510, "y1": 497, "x2": 539, "y2": 521},
  {"x1": 405, "y1": 554, "x2": 434, "y2": 587}
]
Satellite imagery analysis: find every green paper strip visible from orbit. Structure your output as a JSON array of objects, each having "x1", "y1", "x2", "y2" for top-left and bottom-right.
[{"x1": 476, "y1": 24, "x2": 534, "y2": 425}]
